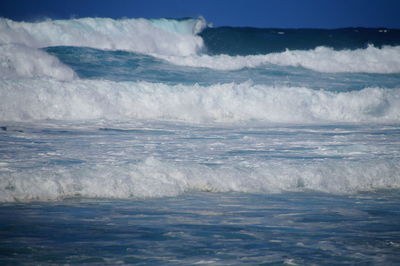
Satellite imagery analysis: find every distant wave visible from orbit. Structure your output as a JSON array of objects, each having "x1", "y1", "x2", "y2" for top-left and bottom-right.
[
  {"x1": 199, "y1": 27, "x2": 400, "y2": 55},
  {"x1": 158, "y1": 45, "x2": 400, "y2": 73},
  {"x1": 0, "y1": 17, "x2": 206, "y2": 56},
  {"x1": 1, "y1": 157, "x2": 399, "y2": 202},
  {"x1": 1, "y1": 80, "x2": 399, "y2": 123}
]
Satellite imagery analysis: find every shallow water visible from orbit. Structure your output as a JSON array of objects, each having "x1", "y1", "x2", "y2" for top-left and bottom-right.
[{"x1": 1, "y1": 122, "x2": 399, "y2": 201}]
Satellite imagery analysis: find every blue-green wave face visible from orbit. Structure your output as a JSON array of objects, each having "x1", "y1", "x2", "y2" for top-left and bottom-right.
[{"x1": 45, "y1": 46, "x2": 400, "y2": 92}]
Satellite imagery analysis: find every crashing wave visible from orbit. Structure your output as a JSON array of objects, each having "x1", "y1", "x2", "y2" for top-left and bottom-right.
[
  {"x1": 1, "y1": 80, "x2": 399, "y2": 123},
  {"x1": 1, "y1": 157, "x2": 399, "y2": 202},
  {"x1": 0, "y1": 17, "x2": 206, "y2": 56},
  {"x1": 0, "y1": 44, "x2": 76, "y2": 80}
]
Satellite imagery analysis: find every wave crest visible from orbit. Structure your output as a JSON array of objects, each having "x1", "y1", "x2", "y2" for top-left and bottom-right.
[
  {"x1": 0, "y1": 17, "x2": 206, "y2": 56},
  {"x1": 0, "y1": 44, "x2": 76, "y2": 80},
  {"x1": 1, "y1": 157, "x2": 399, "y2": 202}
]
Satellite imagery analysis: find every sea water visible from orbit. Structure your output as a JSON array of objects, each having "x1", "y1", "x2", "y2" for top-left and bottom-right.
[{"x1": 1, "y1": 17, "x2": 400, "y2": 264}]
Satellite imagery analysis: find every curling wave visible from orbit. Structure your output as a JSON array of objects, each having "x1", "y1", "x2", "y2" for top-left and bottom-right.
[
  {"x1": 2, "y1": 17, "x2": 400, "y2": 74},
  {"x1": 0, "y1": 17, "x2": 206, "y2": 56}
]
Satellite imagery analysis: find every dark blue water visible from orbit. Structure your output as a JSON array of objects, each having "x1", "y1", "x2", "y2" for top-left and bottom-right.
[
  {"x1": 1, "y1": 191, "x2": 400, "y2": 265},
  {"x1": 200, "y1": 27, "x2": 400, "y2": 55}
]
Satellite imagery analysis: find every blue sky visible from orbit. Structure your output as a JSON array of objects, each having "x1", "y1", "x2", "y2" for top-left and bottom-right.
[{"x1": 0, "y1": 0, "x2": 399, "y2": 28}]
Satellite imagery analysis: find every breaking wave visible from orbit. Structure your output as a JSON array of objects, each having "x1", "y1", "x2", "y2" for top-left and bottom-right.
[
  {"x1": 158, "y1": 45, "x2": 400, "y2": 73},
  {"x1": 1, "y1": 157, "x2": 399, "y2": 202},
  {"x1": 1, "y1": 17, "x2": 399, "y2": 74},
  {"x1": 1, "y1": 80, "x2": 399, "y2": 123},
  {"x1": 0, "y1": 44, "x2": 76, "y2": 80},
  {"x1": 0, "y1": 17, "x2": 206, "y2": 56}
]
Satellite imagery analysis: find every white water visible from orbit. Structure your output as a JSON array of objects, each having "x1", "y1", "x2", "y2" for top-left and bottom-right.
[
  {"x1": 0, "y1": 44, "x2": 77, "y2": 80},
  {"x1": 1, "y1": 79, "x2": 399, "y2": 123},
  {"x1": 1, "y1": 156, "x2": 399, "y2": 202},
  {"x1": 1, "y1": 17, "x2": 399, "y2": 204},
  {"x1": 1, "y1": 17, "x2": 399, "y2": 74},
  {"x1": 158, "y1": 45, "x2": 400, "y2": 73},
  {"x1": 0, "y1": 17, "x2": 205, "y2": 56}
]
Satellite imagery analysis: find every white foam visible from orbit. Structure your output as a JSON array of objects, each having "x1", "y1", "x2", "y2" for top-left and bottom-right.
[
  {"x1": 0, "y1": 44, "x2": 76, "y2": 80},
  {"x1": 0, "y1": 80, "x2": 399, "y2": 123},
  {"x1": 1, "y1": 157, "x2": 399, "y2": 202},
  {"x1": 0, "y1": 17, "x2": 206, "y2": 56},
  {"x1": 158, "y1": 45, "x2": 400, "y2": 73}
]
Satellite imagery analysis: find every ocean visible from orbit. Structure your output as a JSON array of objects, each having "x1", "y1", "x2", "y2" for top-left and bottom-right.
[{"x1": 1, "y1": 17, "x2": 400, "y2": 264}]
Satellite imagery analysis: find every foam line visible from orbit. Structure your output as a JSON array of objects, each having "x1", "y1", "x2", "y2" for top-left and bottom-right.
[
  {"x1": 1, "y1": 157, "x2": 399, "y2": 202},
  {"x1": 1, "y1": 80, "x2": 399, "y2": 123},
  {"x1": 158, "y1": 45, "x2": 400, "y2": 73}
]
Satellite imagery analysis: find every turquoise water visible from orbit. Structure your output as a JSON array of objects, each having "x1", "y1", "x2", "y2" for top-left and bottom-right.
[
  {"x1": 1, "y1": 17, "x2": 400, "y2": 264},
  {"x1": 46, "y1": 46, "x2": 400, "y2": 91}
]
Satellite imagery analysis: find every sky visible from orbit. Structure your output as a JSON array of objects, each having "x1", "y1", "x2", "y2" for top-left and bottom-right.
[{"x1": 0, "y1": 0, "x2": 399, "y2": 29}]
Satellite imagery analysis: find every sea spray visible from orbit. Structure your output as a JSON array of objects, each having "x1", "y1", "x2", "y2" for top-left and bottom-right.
[{"x1": 0, "y1": 44, "x2": 76, "y2": 80}]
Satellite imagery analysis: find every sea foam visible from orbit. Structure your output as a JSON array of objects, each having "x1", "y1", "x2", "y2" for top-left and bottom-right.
[
  {"x1": 0, "y1": 44, "x2": 76, "y2": 80},
  {"x1": 1, "y1": 80, "x2": 399, "y2": 123},
  {"x1": 1, "y1": 157, "x2": 399, "y2": 202},
  {"x1": 158, "y1": 45, "x2": 400, "y2": 73}
]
